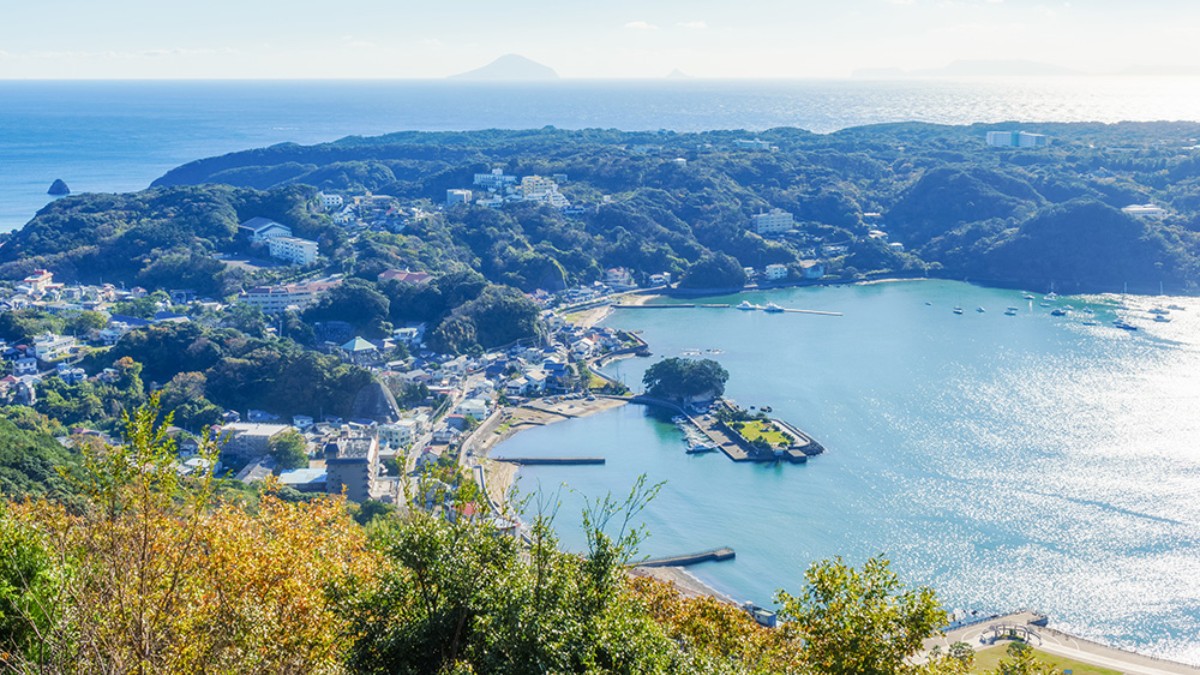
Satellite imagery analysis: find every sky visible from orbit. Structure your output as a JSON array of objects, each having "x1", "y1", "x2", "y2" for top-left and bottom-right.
[{"x1": 1, "y1": 0, "x2": 1198, "y2": 79}]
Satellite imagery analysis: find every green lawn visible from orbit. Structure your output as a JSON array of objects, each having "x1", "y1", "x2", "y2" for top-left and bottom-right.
[
  {"x1": 970, "y1": 644, "x2": 1121, "y2": 675},
  {"x1": 733, "y1": 419, "x2": 791, "y2": 447}
]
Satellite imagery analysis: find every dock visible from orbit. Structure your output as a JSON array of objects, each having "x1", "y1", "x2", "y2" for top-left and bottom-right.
[
  {"x1": 636, "y1": 547, "x2": 736, "y2": 568},
  {"x1": 493, "y1": 457, "x2": 606, "y2": 466}
]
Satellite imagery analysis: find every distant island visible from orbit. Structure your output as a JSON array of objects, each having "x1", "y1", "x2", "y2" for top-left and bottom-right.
[
  {"x1": 47, "y1": 178, "x2": 70, "y2": 196},
  {"x1": 450, "y1": 54, "x2": 558, "y2": 81}
]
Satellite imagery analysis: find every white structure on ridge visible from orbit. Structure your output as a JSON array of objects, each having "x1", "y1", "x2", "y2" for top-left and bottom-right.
[
  {"x1": 473, "y1": 168, "x2": 518, "y2": 190},
  {"x1": 986, "y1": 131, "x2": 1049, "y2": 148}
]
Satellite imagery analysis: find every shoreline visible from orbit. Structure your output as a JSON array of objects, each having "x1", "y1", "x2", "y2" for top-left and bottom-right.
[{"x1": 475, "y1": 397, "x2": 629, "y2": 508}]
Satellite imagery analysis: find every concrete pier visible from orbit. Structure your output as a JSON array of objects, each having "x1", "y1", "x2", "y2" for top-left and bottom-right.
[
  {"x1": 494, "y1": 457, "x2": 606, "y2": 465},
  {"x1": 637, "y1": 547, "x2": 736, "y2": 568}
]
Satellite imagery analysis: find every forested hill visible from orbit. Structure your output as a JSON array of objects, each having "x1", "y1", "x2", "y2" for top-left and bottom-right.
[{"x1": 7, "y1": 122, "x2": 1200, "y2": 294}]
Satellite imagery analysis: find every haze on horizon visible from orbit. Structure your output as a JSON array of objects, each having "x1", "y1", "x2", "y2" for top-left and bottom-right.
[{"x1": 1, "y1": 0, "x2": 1198, "y2": 79}]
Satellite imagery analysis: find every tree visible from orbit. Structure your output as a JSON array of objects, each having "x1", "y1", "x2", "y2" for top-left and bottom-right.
[
  {"x1": 641, "y1": 357, "x2": 729, "y2": 402},
  {"x1": 679, "y1": 252, "x2": 747, "y2": 290},
  {"x1": 303, "y1": 278, "x2": 390, "y2": 337},
  {"x1": 775, "y1": 555, "x2": 947, "y2": 675},
  {"x1": 269, "y1": 429, "x2": 310, "y2": 470}
]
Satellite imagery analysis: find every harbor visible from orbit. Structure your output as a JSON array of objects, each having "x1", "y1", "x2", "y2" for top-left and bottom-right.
[{"x1": 614, "y1": 301, "x2": 843, "y2": 317}]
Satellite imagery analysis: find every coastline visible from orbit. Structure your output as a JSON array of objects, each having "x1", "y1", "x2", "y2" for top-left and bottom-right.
[{"x1": 475, "y1": 397, "x2": 629, "y2": 508}]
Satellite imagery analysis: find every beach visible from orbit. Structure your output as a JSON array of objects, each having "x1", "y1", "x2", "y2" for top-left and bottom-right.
[{"x1": 474, "y1": 396, "x2": 629, "y2": 507}]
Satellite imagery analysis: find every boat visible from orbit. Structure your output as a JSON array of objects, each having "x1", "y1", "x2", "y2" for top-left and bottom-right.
[
  {"x1": 952, "y1": 306, "x2": 964, "y2": 315},
  {"x1": 1081, "y1": 320, "x2": 1099, "y2": 326},
  {"x1": 1005, "y1": 307, "x2": 1018, "y2": 316},
  {"x1": 1168, "y1": 304, "x2": 1186, "y2": 311},
  {"x1": 1154, "y1": 315, "x2": 1171, "y2": 323},
  {"x1": 1081, "y1": 307, "x2": 1095, "y2": 315},
  {"x1": 685, "y1": 442, "x2": 717, "y2": 454},
  {"x1": 736, "y1": 300, "x2": 757, "y2": 311},
  {"x1": 1039, "y1": 302, "x2": 1052, "y2": 308},
  {"x1": 1148, "y1": 307, "x2": 1169, "y2": 316},
  {"x1": 1113, "y1": 320, "x2": 1139, "y2": 331},
  {"x1": 976, "y1": 307, "x2": 986, "y2": 313},
  {"x1": 1045, "y1": 292, "x2": 1059, "y2": 300},
  {"x1": 763, "y1": 302, "x2": 785, "y2": 313},
  {"x1": 1050, "y1": 308, "x2": 1068, "y2": 317},
  {"x1": 1022, "y1": 294, "x2": 1036, "y2": 300},
  {"x1": 925, "y1": 301, "x2": 933, "y2": 306}
]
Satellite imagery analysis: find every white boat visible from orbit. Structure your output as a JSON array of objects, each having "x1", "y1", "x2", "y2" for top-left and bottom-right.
[
  {"x1": 1045, "y1": 292, "x2": 1059, "y2": 300},
  {"x1": 736, "y1": 300, "x2": 758, "y2": 311},
  {"x1": 1113, "y1": 319, "x2": 1138, "y2": 331},
  {"x1": 976, "y1": 307, "x2": 986, "y2": 313},
  {"x1": 1168, "y1": 304, "x2": 1186, "y2": 311},
  {"x1": 1005, "y1": 307, "x2": 1018, "y2": 316},
  {"x1": 1154, "y1": 315, "x2": 1171, "y2": 323},
  {"x1": 1022, "y1": 294, "x2": 1036, "y2": 300},
  {"x1": 763, "y1": 302, "x2": 785, "y2": 313},
  {"x1": 1148, "y1": 307, "x2": 1169, "y2": 316},
  {"x1": 952, "y1": 306, "x2": 964, "y2": 315}
]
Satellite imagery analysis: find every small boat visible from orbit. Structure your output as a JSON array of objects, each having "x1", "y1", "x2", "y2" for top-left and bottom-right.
[
  {"x1": 763, "y1": 302, "x2": 785, "y2": 313},
  {"x1": 1050, "y1": 308, "x2": 1068, "y2": 317},
  {"x1": 686, "y1": 442, "x2": 717, "y2": 454},
  {"x1": 1113, "y1": 320, "x2": 1139, "y2": 331},
  {"x1": 925, "y1": 301, "x2": 933, "y2": 306},
  {"x1": 1023, "y1": 294, "x2": 1036, "y2": 300},
  {"x1": 1081, "y1": 307, "x2": 1095, "y2": 315},
  {"x1": 736, "y1": 300, "x2": 757, "y2": 311},
  {"x1": 1005, "y1": 307, "x2": 1018, "y2": 316},
  {"x1": 976, "y1": 307, "x2": 986, "y2": 313},
  {"x1": 1148, "y1": 307, "x2": 1169, "y2": 316},
  {"x1": 1045, "y1": 292, "x2": 1059, "y2": 300},
  {"x1": 1168, "y1": 304, "x2": 1186, "y2": 311},
  {"x1": 1081, "y1": 320, "x2": 1099, "y2": 326},
  {"x1": 1040, "y1": 302, "x2": 1052, "y2": 308},
  {"x1": 1154, "y1": 315, "x2": 1171, "y2": 323},
  {"x1": 952, "y1": 306, "x2": 964, "y2": 315}
]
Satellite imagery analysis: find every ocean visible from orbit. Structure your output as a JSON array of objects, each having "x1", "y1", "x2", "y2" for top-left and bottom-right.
[
  {"x1": 4, "y1": 77, "x2": 1200, "y2": 231},
  {"x1": 496, "y1": 281, "x2": 1200, "y2": 665}
]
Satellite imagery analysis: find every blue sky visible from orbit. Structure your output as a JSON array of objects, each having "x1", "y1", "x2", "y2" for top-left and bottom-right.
[{"x1": 1, "y1": 0, "x2": 1197, "y2": 78}]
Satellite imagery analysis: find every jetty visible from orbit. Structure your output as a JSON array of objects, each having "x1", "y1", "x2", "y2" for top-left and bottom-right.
[
  {"x1": 613, "y1": 302, "x2": 841, "y2": 316},
  {"x1": 493, "y1": 457, "x2": 605, "y2": 466},
  {"x1": 636, "y1": 547, "x2": 736, "y2": 568}
]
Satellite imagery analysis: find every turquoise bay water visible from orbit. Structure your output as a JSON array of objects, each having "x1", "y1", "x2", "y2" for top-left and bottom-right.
[{"x1": 497, "y1": 280, "x2": 1200, "y2": 664}]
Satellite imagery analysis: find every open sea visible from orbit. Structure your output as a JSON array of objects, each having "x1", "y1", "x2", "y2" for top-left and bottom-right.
[
  {"x1": 497, "y1": 281, "x2": 1200, "y2": 665},
  {"x1": 4, "y1": 77, "x2": 1200, "y2": 231}
]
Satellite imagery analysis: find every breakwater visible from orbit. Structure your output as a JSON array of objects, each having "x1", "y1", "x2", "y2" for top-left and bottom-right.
[
  {"x1": 636, "y1": 547, "x2": 736, "y2": 568},
  {"x1": 494, "y1": 456, "x2": 606, "y2": 466}
]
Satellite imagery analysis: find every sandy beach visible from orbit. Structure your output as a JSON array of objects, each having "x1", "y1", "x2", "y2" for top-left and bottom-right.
[
  {"x1": 474, "y1": 396, "x2": 629, "y2": 506},
  {"x1": 629, "y1": 566, "x2": 736, "y2": 603},
  {"x1": 564, "y1": 292, "x2": 662, "y2": 328}
]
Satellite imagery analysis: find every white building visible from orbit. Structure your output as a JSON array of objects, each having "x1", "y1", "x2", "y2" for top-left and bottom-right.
[
  {"x1": 317, "y1": 193, "x2": 344, "y2": 210},
  {"x1": 734, "y1": 139, "x2": 773, "y2": 151},
  {"x1": 446, "y1": 189, "x2": 473, "y2": 206},
  {"x1": 1122, "y1": 204, "x2": 1167, "y2": 219},
  {"x1": 31, "y1": 333, "x2": 77, "y2": 362},
  {"x1": 473, "y1": 168, "x2": 518, "y2": 190},
  {"x1": 216, "y1": 423, "x2": 293, "y2": 462},
  {"x1": 764, "y1": 264, "x2": 789, "y2": 282},
  {"x1": 241, "y1": 277, "x2": 342, "y2": 314},
  {"x1": 379, "y1": 419, "x2": 419, "y2": 450},
  {"x1": 752, "y1": 208, "x2": 795, "y2": 236},
  {"x1": 455, "y1": 398, "x2": 490, "y2": 420},
  {"x1": 986, "y1": 131, "x2": 1049, "y2": 148},
  {"x1": 238, "y1": 217, "x2": 293, "y2": 242},
  {"x1": 267, "y1": 236, "x2": 319, "y2": 266},
  {"x1": 519, "y1": 176, "x2": 570, "y2": 208}
]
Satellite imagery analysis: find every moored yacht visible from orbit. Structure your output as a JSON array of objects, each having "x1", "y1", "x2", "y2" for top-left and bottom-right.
[
  {"x1": 763, "y1": 302, "x2": 785, "y2": 313},
  {"x1": 736, "y1": 300, "x2": 758, "y2": 311}
]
